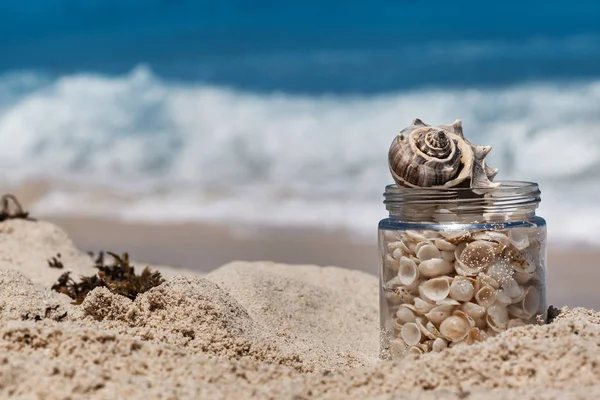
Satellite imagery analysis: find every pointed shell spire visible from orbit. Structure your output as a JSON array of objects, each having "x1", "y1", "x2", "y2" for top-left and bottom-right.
[{"x1": 388, "y1": 119, "x2": 499, "y2": 189}]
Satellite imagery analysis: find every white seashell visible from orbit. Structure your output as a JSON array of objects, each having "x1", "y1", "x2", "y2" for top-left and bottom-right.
[
  {"x1": 475, "y1": 286, "x2": 496, "y2": 308},
  {"x1": 388, "y1": 118, "x2": 499, "y2": 189},
  {"x1": 439, "y1": 315, "x2": 471, "y2": 341},
  {"x1": 511, "y1": 259, "x2": 536, "y2": 274},
  {"x1": 440, "y1": 230, "x2": 471, "y2": 244},
  {"x1": 465, "y1": 327, "x2": 485, "y2": 345},
  {"x1": 404, "y1": 230, "x2": 429, "y2": 243},
  {"x1": 494, "y1": 289, "x2": 513, "y2": 305},
  {"x1": 398, "y1": 240, "x2": 414, "y2": 255},
  {"x1": 403, "y1": 240, "x2": 417, "y2": 254},
  {"x1": 507, "y1": 304, "x2": 530, "y2": 320},
  {"x1": 434, "y1": 238, "x2": 456, "y2": 251},
  {"x1": 455, "y1": 241, "x2": 497, "y2": 275},
  {"x1": 486, "y1": 261, "x2": 514, "y2": 284},
  {"x1": 424, "y1": 305, "x2": 454, "y2": 325},
  {"x1": 432, "y1": 337, "x2": 448, "y2": 352},
  {"x1": 472, "y1": 231, "x2": 511, "y2": 250},
  {"x1": 415, "y1": 317, "x2": 442, "y2": 340},
  {"x1": 416, "y1": 244, "x2": 441, "y2": 261},
  {"x1": 512, "y1": 270, "x2": 534, "y2": 284},
  {"x1": 441, "y1": 250, "x2": 456, "y2": 262},
  {"x1": 409, "y1": 256, "x2": 421, "y2": 265},
  {"x1": 401, "y1": 322, "x2": 422, "y2": 346},
  {"x1": 413, "y1": 297, "x2": 436, "y2": 314},
  {"x1": 392, "y1": 317, "x2": 404, "y2": 331},
  {"x1": 403, "y1": 277, "x2": 423, "y2": 295},
  {"x1": 436, "y1": 298, "x2": 461, "y2": 306},
  {"x1": 502, "y1": 277, "x2": 524, "y2": 301},
  {"x1": 508, "y1": 228, "x2": 530, "y2": 250},
  {"x1": 420, "y1": 277, "x2": 452, "y2": 302},
  {"x1": 477, "y1": 273, "x2": 500, "y2": 290},
  {"x1": 449, "y1": 276, "x2": 476, "y2": 302},
  {"x1": 391, "y1": 287, "x2": 415, "y2": 303},
  {"x1": 392, "y1": 248, "x2": 402, "y2": 260},
  {"x1": 396, "y1": 305, "x2": 417, "y2": 324},
  {"x1": 522, "y1": 286, "x2": 541, "y2": 317},
  {"x1": 385, "y1": 255, "x2": 400, "y2": 271},
  {"x1": 416, "y1": 341, "x2": 432, "y2": 352},
  {"x1": 461, "y1": 302, "x2": 487, "y2": 319},
  {"x1": 486, "y1": 303, "x2": 509, "y2": 332},
  {"x1": 455, "y1": 263, "x2": 478, "y2": 277},
  {"x1": 418, "y1": 259, "x2": 455, "y2": 278},
  {"x1": 398, "y1": 256, "x2": 419, "y2": 285},
  {"x1": 414, "y1": 240, "x2": 431, "y2": 255},
  {"x1": 453, "y1": 310, "x2": 476, "y2": 329},
  {"x1": 407, "y1": 346, "x2": 423, "y2": 356},
  {"x1": 388, "y1": 338, "x2": 408, "y2": 358}
]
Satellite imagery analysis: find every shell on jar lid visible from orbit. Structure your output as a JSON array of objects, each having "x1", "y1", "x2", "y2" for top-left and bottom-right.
[
  {"x1": 420, "y1": 277, "x2": 452, "y2": 302},
  {"x1": 398, "y1": 256, "x2": 419, "y2": 286},
  {"x1": 388, "y1": 118, "x2": 499, "y2": 189}
]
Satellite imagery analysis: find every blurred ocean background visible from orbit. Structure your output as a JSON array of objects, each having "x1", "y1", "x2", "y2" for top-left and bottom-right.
[{"x1": 0, "y1": 0, "x2": 599, "y2": 246}]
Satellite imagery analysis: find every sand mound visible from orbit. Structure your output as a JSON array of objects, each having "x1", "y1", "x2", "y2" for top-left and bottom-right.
[{"x1": 1, "y1": 219, "x2": 600, "y2": 399}]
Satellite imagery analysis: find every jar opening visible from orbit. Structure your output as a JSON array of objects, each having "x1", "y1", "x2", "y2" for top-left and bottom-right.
[{"x1": 383, "y1": 180, "x2": 541, "y2": 223}]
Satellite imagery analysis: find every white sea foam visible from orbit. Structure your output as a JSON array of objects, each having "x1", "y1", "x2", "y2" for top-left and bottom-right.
[{"x1": 1, "y1": 66, "x2": 599, "y2": 246}]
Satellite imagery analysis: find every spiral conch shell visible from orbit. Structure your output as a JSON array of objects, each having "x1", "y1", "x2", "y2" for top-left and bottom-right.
[{"x1": 388, "y1": 118, "x2": 499, "y2": 189}]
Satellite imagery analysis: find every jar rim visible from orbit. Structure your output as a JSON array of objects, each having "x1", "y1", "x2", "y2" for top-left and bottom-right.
[{"x1": 383, "y1": 180, "x2": 541, "y2": 221}]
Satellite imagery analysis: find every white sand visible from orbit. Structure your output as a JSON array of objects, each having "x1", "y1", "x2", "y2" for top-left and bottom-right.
[{"x1": 1, "y1": 219, "x2": 599, "y2": 399}]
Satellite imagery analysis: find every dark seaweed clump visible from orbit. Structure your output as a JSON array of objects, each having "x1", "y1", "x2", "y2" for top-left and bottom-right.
[
  {"x1": 0, "y1": 194, "x2": 33, "y2": 222},
  {"x1": 51, "y1": 251, "x2": 164, "y2": 305},
  {"x1": 47, "y1": 253, "x2": 64, "y2": 269}
]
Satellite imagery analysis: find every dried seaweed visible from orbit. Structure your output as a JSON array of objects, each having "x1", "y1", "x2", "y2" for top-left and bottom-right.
[
  {"x1": 47, "y1": 253, "x2": 64, "y2": 269},
  {"x1": 51, "y1": 251, "x2": 164, "y2": 305},
  {"x1": 0, "y1": 194, "x2": 33, "y2": 222}
]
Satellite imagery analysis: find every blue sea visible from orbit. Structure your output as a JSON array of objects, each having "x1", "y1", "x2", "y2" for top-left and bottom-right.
[{"x1": 0, "y1": 0, "x2": 599, "y2": 245}]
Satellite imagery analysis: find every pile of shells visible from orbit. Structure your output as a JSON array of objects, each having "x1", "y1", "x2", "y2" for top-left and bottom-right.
[{"x1": 380, "y1": 227, "x2": 545, "y2": 358}]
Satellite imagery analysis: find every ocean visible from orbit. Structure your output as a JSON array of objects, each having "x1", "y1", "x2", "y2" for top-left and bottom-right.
[{"x1": 0, "y1": 0, "x2": 599, "y2": 246}]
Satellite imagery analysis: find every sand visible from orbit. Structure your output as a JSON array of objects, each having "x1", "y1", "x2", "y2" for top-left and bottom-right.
[{"x1": 1, "y1": 219, "x2": 600, "y2": 399}]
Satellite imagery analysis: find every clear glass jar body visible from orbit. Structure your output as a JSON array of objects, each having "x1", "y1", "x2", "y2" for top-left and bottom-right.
[{"x1": 378, "y1": 181, "x2": 547, "y2": 359}]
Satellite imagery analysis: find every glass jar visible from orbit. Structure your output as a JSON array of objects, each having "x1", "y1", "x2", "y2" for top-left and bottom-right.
[{"x1": 378, "y1": 181, "x2": 547, "y2": 359}]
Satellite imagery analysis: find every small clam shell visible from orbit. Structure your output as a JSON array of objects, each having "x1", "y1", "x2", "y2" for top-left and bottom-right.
[
  {"x1": 424, "y1": 305, "x2": 454, "y2": 325},
  {"x1": 415, "y1": 317, "x2": 441, "y2": 340},
  {"x1": 522, "y1": 286, "x2": 541, "y2": 316},
  {"x1": 472, "y1": 231, "x2": 511, "y2": 250},
  {"x1": 511, "y1": 260, "x2": 536, "y2": 274},
  {"x1": 449, "y1": 276, "x2": 476, "y2": 302},
  {"x1": 405, "y1": 230, "x2": 429, "y2": 243},
  {"x1": 494, "y1": 289, "x2": 513, "y2": 305},
  {"x1": 486, "y1": 261, "x2": 514, "y2": 284},
  {"x1": 413, "y1": 297, "x2": 436, "y2": 314},
  {"x1": 404, "y1": 277, "x2": 423, "y2": 295},
  {"x1": 401, "y1": 322, "x2": 422, "y2": 346},
  {"x1": 392, "y1": 317, "x2": 404, "y2": 331},
  {"x1": 407, "y1": 346, "x2": 423, "y2": 356},
  {"x1": 420, "y1": 277, "x2": 452, "y2": 302},
  {"x1": 486, "y1": 303, "x2": 509, "y2": 332},
  {"x1": 436, "y1": 298, "x2": 461, "y2": 306},
  {"x1": 507, "y1": 304, "x2": 531, "y2": 320},
  {"x1": 455, "y1": 241, "x2": 497, "y2": 274},
  {"x1": 392, "y1": 248, "x2": 402, "y2": 260},
  {"x1": 417, "y1": 244, "x2": 441, "y2": 261},
  {"x1": 513, "y1": 270, "x2": 534, "y2": 284},
  {"x1": 385, "y1": 254, "x2": 400, "y2": 271},
  {"x1": 414, "y1": 240, "x2": 431, "y2": 255},
  {"x1": 418, "y1": 259, "x2": 455, "y2": 278},
  {"x1": 434, "y1": 238, "x2": 456, "y2": 251},
  {"x1": 396, "y1": 305, "x2": 417, "y2": 324},
  {"x1": 404, "y1": 240, "x2": 417, "y2": 254},
  {"x1": 416, "y1": 341, "x2": 432, "y2": 352},
  {"x1": 508, "y1": 228, "x2": 530, "y2": 250},
  {"x1": 432, "y1": 337, "x2": 448, "y2": 352},
  {"x1": 461, "y1": 301, "x2": 487, "y2": 319},
  {"x1": 398, "y1": 256, "x2": 419, "y2": 285},
  {"x1": 475, "y1": 286, "x2": 496, "y2": 308},
  {"x1": 455, "y1": 263, "x2": 478, "y2": 277},
  {"x1": 502, "y1": 277, "x2": 524, "y2": 301},
  {"x1": 391, "y1": 287, "x2": 415, "y2": 303},
  {"x1": 465, "y1": 327, "x2": 485, "y2": 345},
  {"x1": 398, "y1": 240, "x2": 414, "y2": 255},
  {"x1": 441, "y1": 250, "x2": 456, "y2": 262},
  {"x1": 453, "y1": 310, "x2": 476, "y2": 328},
  {"x1": 439, "y1": 315, "x2": 470, "y2": 342},
  {"x1": 478, "y1": 273, "x2": 500, "y2": 290},
  {"x1": 440, "y1": 230, "x2": 471, "y2": 244}
]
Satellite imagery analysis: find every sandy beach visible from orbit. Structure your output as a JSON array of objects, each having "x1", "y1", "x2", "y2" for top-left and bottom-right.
[{"x1": 0, "y1": 217, "x2": 599, "y2": 399}]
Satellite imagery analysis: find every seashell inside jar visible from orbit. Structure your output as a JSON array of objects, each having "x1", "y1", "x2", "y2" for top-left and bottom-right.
[{"x1": 379, "y1": 119, "x2": 547, "y2": 359}]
